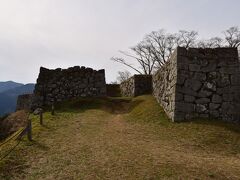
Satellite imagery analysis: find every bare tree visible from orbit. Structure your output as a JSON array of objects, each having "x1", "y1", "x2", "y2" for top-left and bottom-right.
[
  {"x1": 116, "y1": 71, "x2": 132, "y2": 83},
  {"x1": 111, "y1": 40, "x2": 157, "y2": 74},
  {"x1": 112, "y1": 29, "x2": 199, "y2": 73},
  {"x1": 112, "y1": 27, "x2": 240, "y2": 75},
  {"x1": 177, "y1": 30, "x2": 198, "y2": 48},
  {"x1": 223, "y1": 26, "x2": 240, "y2": 48},
  {"x1": 198, "y1": 37, "x2": 223, "y2": 48},
  {"x1": 144, "y1": 29, "x2": 177, "y2": 68},
  {"x1": 144, "y1": 29, "x2": 198, "y2": 68}
]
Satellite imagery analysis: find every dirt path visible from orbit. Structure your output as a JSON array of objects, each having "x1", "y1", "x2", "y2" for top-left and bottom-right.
[{"x1": 1, "y1": 106, "x2": 240, "y2": 179}]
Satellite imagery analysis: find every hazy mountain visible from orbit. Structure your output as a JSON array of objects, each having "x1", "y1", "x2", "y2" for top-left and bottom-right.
[
  {"x1": 0, "y1": 83, "x2": 35, "y2": 116},
  {"x1": 0, "y1": 81, "x2": 23, "y2": 93}
]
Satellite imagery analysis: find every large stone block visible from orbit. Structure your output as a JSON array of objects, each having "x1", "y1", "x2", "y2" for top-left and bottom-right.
[
  {"x1": 184, "y1": 95, "x2": 195, "y2": 103},
  {"x1": 196, "y1": 98, "x2": 210, "y2": 104},
  {"x1": 175, "y1": 102, "x2": 195, "y2": 113},
  {"x1": 184, "y1": 79, "x2": 202, "y2": 91}
]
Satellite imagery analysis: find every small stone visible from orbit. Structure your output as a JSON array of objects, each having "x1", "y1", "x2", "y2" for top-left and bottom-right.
[
  {"x1": 197, "y1": 90, "x2": 213, "y2": 97},
  {"x1": 193, "y1": 72, "x2": 206, "y2": 81},
  {"x1": 223, "y1": 94, "x2": 233, "y2": 101},
  {"x1": 196, "y1": 104, "x2": 207, "y2": 113},
  {"x1": 175, "y1": 93, "x2": 184, "y2": 101},
  {"x1": 175, "y1": 102, "x2": 195, "y2": 113},
  {"x1": 212, "y1": 95, "x2": 222, "y2": 103},
  {"x1": 209, "y1": 103, "x2": 220, "y2": 110},
  {"x1": 189, "y1": 64, "x2": 200, "y2": 72},
  {"x1": 204, "y1": 82, "x2": 216, "y2": 91},
  {"x1": 208, "y1": 72, "x2": 218, "y2": 80},
  {"x1": 184, "y1": 79, "x2": 202, "y2": 91},
  {"x1": 184, "y1": 95, "x2": 195, "y2": 103},
  {"x1": 231, "y1": 74, "x2": 240, "y2": 85},
  {"x1": 33, "y1": 108, "x2": 43, "y2": 115},
  {"x1": 210, "y1": 111, "x2": 219, "y2": 118},
  {"x1": 196, "y1": 98, "x2": 210, "y2": 104}
]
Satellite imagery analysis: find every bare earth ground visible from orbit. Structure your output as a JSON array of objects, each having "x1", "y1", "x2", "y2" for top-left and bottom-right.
[{"x1": 0, "y1": 95, "x2": 240, "y2": 179}]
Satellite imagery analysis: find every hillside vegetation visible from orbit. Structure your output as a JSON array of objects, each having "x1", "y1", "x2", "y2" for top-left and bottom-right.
[{"x1": 0, "y1": 95, "x2": 239, "y2": 179}]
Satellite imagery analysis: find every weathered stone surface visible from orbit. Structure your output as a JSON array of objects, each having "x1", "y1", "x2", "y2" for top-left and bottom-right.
[
  {"x1": 153, "y1": 51, "x2": 178, "y2": 120},
  {"x1": 217, "y1": 74, "x2": 230, "y2": 87},
  {"x1": 210, "y1": 110, "x2": 220, "y2": 118},
  {"x1": 212, "y1": 95, "x2": 222, "y2": 103},
  {"x1": 197, "y1": 89, "x2": 213, "y2": 98},
  {"x1": 175, "y1": 93, "x2": 184, "y2": 101},
  {"x1": 189, "y1": 64, "x2": 200, "y2": 72},
  {"x1": 153, "y1": 47, "x2": 240, "y2": 123},
  {"x1": 231, "y1": 74, "x2": 240, "y2": 85},
  {"x1": 193, "y1": 72, "x2": 206, "y2": 81},
  {"x1": 177, "y1": 86, "x2": 198, "y2": 96},
  {"x1": 209, "y1": 103, "x2": 221, "y2": 110},
  {"x1": 196, "y1": 98, "x2": 210, "y2": 104},
  {"x1": 175, "y1": 102, "x2": 195, "y2": 113},
  {"x1": 223, "y1": 94, "x2": 233, "y2": 101},
  {"x1": 120, "y1": 75, "x2": 152, "y2": 97},
  {"x1": 196, "y1": 104, "x2": 207, "y2": 113},
  {"x1": 184, "y1": 95, "x2": 195, "y2": 103},
  {"x1": 203, "y1": 82, "x2": 216, "y2": 91},
  {"x1": 184, "y1": 79, "x2": 202, "y2": 91},
  {"x1": 32, "y1": 66, "x2": 107, "y2": 108},
  {"x1": 201, "y1": 63, "x2": 216, "y2": 72}
]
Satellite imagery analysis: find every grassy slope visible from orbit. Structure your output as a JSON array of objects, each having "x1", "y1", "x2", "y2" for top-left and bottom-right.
[{"x1": 0, "y1": 95, "x2": 239, "y2": 179}]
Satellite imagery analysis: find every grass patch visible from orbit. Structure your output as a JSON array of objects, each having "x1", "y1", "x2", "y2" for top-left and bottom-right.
[
  {"x1": 0, "y1": 95, "x2": 239, "y2": 179},
  {"x1": 125, "y1": 95, "x2": 170, "y2": 125}
]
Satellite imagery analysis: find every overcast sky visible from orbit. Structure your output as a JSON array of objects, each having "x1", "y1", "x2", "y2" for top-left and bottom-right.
[{"x1": 0, "y1": 0, "x2": 239, "y2": 84}]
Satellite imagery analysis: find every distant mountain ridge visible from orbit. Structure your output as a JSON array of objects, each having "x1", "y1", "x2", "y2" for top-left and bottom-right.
[
  {"x1": 0, "y1": 82, "x2": 35, "y2": 116},
  {"x1": 0, "y1": 81, "x2": 23, "y2": 93}
]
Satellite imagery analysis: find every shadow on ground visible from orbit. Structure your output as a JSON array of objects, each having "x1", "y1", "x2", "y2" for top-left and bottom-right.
[{"x1": 50, "y1": 97, "x2": 144, "y2": 115}]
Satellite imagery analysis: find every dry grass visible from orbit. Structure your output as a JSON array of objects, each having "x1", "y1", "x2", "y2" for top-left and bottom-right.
[
  {"x1": 0, "y1": 95, "x2": 239, "y2": 179},
  {"x1": 0, "y1": 110, "x2": 28, "y2": 140}
]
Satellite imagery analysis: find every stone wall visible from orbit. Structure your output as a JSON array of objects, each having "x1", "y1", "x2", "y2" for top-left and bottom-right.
[
  {"x1": 153, "y1": 47, "x2": 240, "y2": 123},
  {"x1": 120, "y1": 75, "x2": 152, "y2": 97},
  {"x1": 33, "y1": 66, "x2": 107, "y2": 107},
  {"x1": 152, "y1": 50, "x2": 178, "y2": 120},
  {"x1": 120, "y1": 77, "x2": 135, "y2": 97},
  {"x1": 16, "y1": 94, "x2": 34, "y2": 111},
  {"x1": 106, "y1": 84, "x2": 121, "y2": 97}
]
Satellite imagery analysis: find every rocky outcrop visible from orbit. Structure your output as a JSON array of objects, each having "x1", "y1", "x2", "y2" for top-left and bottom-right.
[
  {"x1": 120, "y1": 75, "x2": 152, "y2": 97},
  {"x1": 153, "y1": 47, "x2": 240, "y2": 123},
  {"x1": 32, "y1": 66, "x2": 107, "y2": 108}
]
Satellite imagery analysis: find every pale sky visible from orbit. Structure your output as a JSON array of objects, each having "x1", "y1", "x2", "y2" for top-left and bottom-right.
[{"x1": 0, "y1": 0, "x2": 239, "y2": 84}]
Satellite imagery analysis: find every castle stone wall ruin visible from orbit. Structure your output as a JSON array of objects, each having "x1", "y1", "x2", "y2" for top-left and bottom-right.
[
  {"x1": 153, "y1": 47, "x2": 240, "y2": 123},
  {"x1": 120, "y1": 75, "x2": 152, "y2": 97},
  {"x1": 152, "y1": 50, "x2": 178, "y2": 120},
  {"x1": 33, "y1": 66, "x2": 107, "y2": 107}
]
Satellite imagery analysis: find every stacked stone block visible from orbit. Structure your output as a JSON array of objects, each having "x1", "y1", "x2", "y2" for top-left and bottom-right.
[
  {"x1": 33, "y1": 66, "x2": 107, "y2": 107},
  {"x1": 153, "y1": 47, "x2": 240, "y2": 123},
  {"x1": 120, "y1": 75, "x2": 152, "y2": 97},
  {"x1": 152, "y1": 50, "x2": 178, "y2": 120}
]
